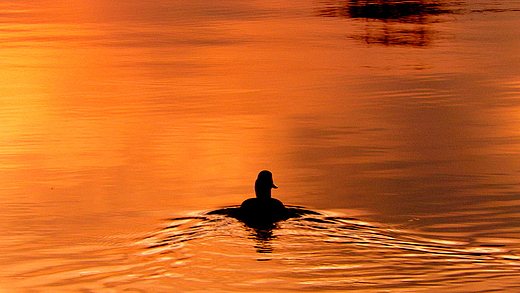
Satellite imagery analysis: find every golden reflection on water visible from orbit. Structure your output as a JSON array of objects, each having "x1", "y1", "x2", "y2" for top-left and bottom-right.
[
  {"x1": 1, "y1": 0, "x2": 520, "y2": 292},
  {"x1": 0, "y1": 1, "x2": 518, "y2": 218}
]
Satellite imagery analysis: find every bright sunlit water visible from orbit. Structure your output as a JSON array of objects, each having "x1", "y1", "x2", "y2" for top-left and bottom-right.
[{"x1": 1, "y1": 0, "x2": 520, "y2": 292}]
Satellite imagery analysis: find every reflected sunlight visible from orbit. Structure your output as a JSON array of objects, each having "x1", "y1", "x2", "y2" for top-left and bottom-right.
[{"x1": 1, "y1": 0, "x2": 520, "y2": 292}]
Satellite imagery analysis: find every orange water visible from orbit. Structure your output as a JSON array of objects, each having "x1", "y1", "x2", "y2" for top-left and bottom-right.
[{"x1": 1, "y1": 1, "x2": 520, "y2": 292}]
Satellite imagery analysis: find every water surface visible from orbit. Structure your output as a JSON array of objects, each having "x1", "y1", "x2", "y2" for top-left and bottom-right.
[{"x1": 1, "y1": 0, "x2": 520, "y2": 292}]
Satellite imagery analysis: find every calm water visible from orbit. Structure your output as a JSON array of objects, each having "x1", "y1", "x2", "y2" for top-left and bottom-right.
[{"x1": 1, "y1": 0, "x2": 520, "y2": 292}]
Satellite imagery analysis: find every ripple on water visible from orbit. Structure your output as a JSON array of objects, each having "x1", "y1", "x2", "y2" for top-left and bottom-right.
[
  {"x1": 7, "y1": 207, "x2": 520, "y2": 292},
  {"x1": 133, "y1": 206, "x2": 520, "y2": 292}
]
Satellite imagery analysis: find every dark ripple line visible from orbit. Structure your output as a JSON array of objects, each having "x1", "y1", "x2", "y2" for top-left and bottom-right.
[{"x1": 140, "y1": 208, "x2": 520, "y2": 273}]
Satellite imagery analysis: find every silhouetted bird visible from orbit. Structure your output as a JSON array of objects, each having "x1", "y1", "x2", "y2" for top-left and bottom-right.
[{"x1": 237, "y1": 170, "x2": 289, "y2": 227}]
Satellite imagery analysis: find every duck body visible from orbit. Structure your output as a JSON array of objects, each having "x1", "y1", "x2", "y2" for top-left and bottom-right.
[{"x1": 238, "y1": 197, "x2": 289, "y2": 225}]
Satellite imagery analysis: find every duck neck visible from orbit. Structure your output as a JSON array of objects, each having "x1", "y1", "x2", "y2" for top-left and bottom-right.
[{"x1": 255, "y1": 187, "x2": 272, "y2": 199}]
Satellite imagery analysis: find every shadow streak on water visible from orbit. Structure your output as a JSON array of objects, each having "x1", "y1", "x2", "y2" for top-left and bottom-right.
[
  {"x1": 318, "y1": 0, "x2": 453, "y2": 20},
  {"x1": 316, "y1": 0, "x2": 458, "y2": 47}
]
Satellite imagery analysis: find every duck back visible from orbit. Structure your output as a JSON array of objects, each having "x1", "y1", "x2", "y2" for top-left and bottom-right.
[{"x1": 238, "y1": 198, "x2": 288, "y2": 226}]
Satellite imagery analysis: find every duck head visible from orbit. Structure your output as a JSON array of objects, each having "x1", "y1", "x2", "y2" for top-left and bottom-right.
[{"x1": 255, "y1": 170, "x2": 278, "y2": 199}]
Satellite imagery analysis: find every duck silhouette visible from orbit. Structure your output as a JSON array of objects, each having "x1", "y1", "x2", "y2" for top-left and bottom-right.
[
  {"x1": 206, "y1": 170, "x2": 320, "y2": 229},
  {"x1": 236, "y1": 170, "x2": 289, "y2": 227}
]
